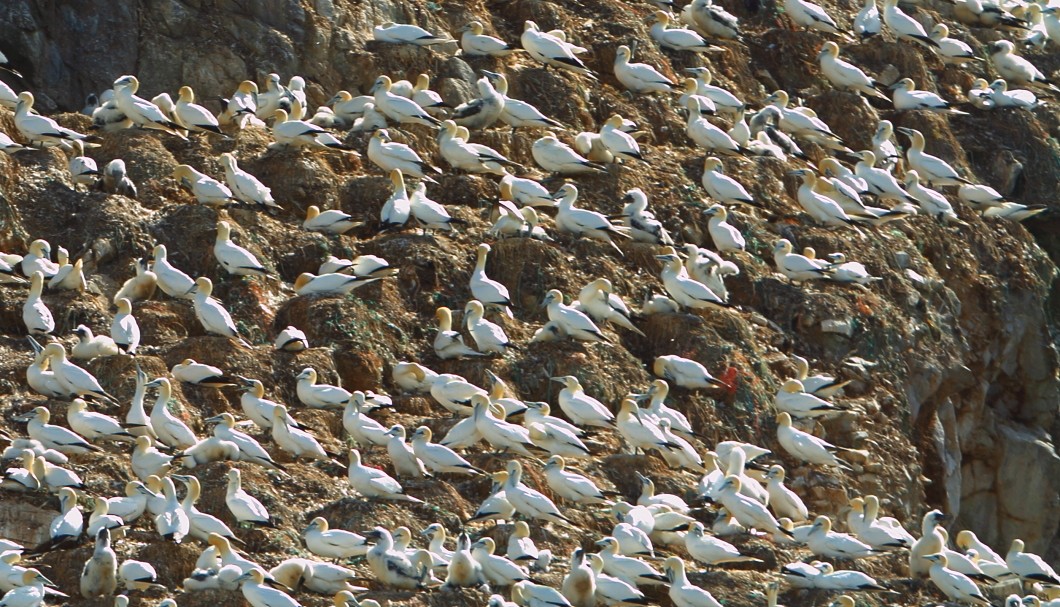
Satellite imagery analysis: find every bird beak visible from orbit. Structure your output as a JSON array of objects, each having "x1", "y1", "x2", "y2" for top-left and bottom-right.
[
  {"x1": 549, "y1": 377, "x2": 565, "y2": 384},
  {"x1": 185, "y1": 285, "x2": 198, "y2": 295},
  {"x1": 204, "y1": 415, "x2": 223, "y2": 424}
]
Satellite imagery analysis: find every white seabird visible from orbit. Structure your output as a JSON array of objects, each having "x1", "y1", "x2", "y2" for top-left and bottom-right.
[
  {"x1": 556, "y1": 184, "x2": 630, "y2": 254},
  {"x1": 551, "y1": 375, "x2": 616, "y2": 428},
  {"x1": 705, "y1": 205, "x2": 745, "y2": 252},
  {"x1": 854, "y1": 0, "x2": 881, "y2": 38},
  {"x1": 484, "y1": 72, "x2": 564, "y2": 129},
  {"x1": 904, "y1": 171, "x2": 959, "y2": 222},
  {"x1": 372, "y1": 75, "x2": 441, "y2": 127},
  {"x1": 702, "y1": 157, "x2": 754, "y2": 206},
  {"x1": 14, "y1": 92, "x2": 90, "y2": 147},
  {"x1": 146, "y1": 378, "x2": 199, "y2": 449},
  {"x1": 990, "y1": 40, "x2": 1059, "y2": 91},
  {"x1": 664, "y1": 557, "x2": 723, "y2": 607},
  {"x1": 620, "y1": 188, "x2": 671, "y2": 245},
  {"x1": 294, "y1": 272, "x2": 376, "y2": 296},
  {"x1": 881, "y1": 0, "x2": 940, "y2": 48},
  {"x1": 175, "y1": 86, "x2": 224, "y2": 135},
  {"x1": 651, "y1": 11, "x2": 723, "y2": 52},
  {"x1": 172, "y1": 359, "x2": 235, "y2": 387},
  {"x1": 543, "y1": 289, "x2": 608, "y2": 342},
  {"x1": 110, "y1": 298, "x2": 140, "y2": 354},
  {"x1": 460, "y1": 21, "x2": 518, "y2": 56},
  {"x1": 533, "y1": 133, "x2": 606, "y2": 174},
  {"x1": 891, "y1": 79, "x2": 968, "y2": 115},
  {"x1": 772, "y1": 239, "x2": 831, "y2": 281},
  {"x1": 111, "y1": 75, "x2": 186, "y2": 138},
  {"x1": 410, "y1": 426, "x2": 479, "y2": 476},
  {"x1": 818, "y1": 42, "x2": 889, "y2": 100},
  {"x1": 656, "y1": 248, "x2": 727, "y2": 309},
  {"x1": 989, "y1": 79, "x2": 1040, "y2": 109},
  {"x1": 270, "y1": 406, "x2": 330, "y2": 461},
  {"x1": 686, "y1": 98, "x2": 741, "y2": 156},
  {"x1": 189, "y1": 277, "x2": 248, "y2": 344},
  {"x1": 219, "y1": 153, "x2": 281, "y2": 212},
  {"x1": 899, "y1": 127, "x2": 969, "y2": 186},
  {"x1": 776, "y1": 412, "x2": 852, "y2": 468},
  {"x1": 348, "y1": 449, "x2": 422, "y2": 502},
  {"x1": 521, "y1": 21, "x2": 595, "y2": 78},
  {"x1": 67, "y1": 399, "x2": 134, "y2": 443},
  {"x1": 171, "y1": 164, "x2": 234, "y2": 207},
  {"x1": 453, "y1": 76, "x2": 505, "y2": 130},
  {"x1": 46, "y1": 342, "x2": 116, "y2": 403},
  {"x1": 685, "y1": 521, "x2": 761, "y2": 565},
  {"x1": 784, "y1": 0, "x2": 846, "y2": 34},
  {"x1": 775, "y1": 379, "x2": 846, "y2": 418},
  {"x1": 504, "y1": 460, "x2": 572, "y2": 526},
  {"x1": 379, "y1": 169, "x2": 411, "y2": 229},
  {"x1": 215, "y1": 220, "x2": 269, "y2": 276},
  {"x1": 927, "y1": 554, "x2": 990, "y2": 605},
  {"x1": 435, "y1": 306, "x2": 486, "y2": 359},
  {"x1": 151, "y1": 244, "x2": 195, "y2": 299},
  {"x1": 368, "y1": 129, "x2": 441, "y2": 181},
  {"x1": 22, "y1": 273, "x2": 53, "y2": 336},
  {"x1": 225, "y1": 468, "x2": 272, "y2": 527},
  {"x1": 304, "y1": 517, "x2": 368, "y2": 559},
  {"x1": 614, "y1": 44, "x2": 676, "y2": 94},
  {"x1": 930, "y1": 24, "x2": 978, "y2": 64},
  {"x1": 373, "y1": 21, "x2": 450, "y2": 46}
]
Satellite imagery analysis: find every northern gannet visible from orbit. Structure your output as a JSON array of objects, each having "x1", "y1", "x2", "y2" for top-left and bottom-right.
[
  {"x1": 130, "y1": 436, "x2": 175, "y2": 481},
  {"x1": 619, "y1": 188, "x2": 670, "y2": 245},
  {"x1": 702, "y1": 157, "x2": 754, "y2": 205},
  {"x1": 234, "y1": 379, "x2": 292, "y2": 431},
  {"x1": 654, "y1": 355, "x2": 726, "y2": 389},
  {"x1": 80, "y1": 528, "x2": 117, "y2": 598},
  {"x1": 474, "y1": 537, "x2": 531, "y2": 586},
  {"x1": 817, "y1": 567, "x2": 886, "y2": 591},
  {"x1": 46, "y1": 249, "x2": 83, "y2": 292},
  {"x1": 533, "y1": 133, "x2": 607, "y2": 174},
  {"x1": 685, "y1": 97, "x2": 741, "y2": 156},
  {"x1": 411, "y1": 181, "x2": 463, "y2": 231},
  {"x1": 303, "y1": 205, "x2": 359, "y2": 234},
  {"x1": 775, "y1": 379, "x2": 847, "y2": 418},
  {"x1": 561, "y1": 549, "x2": 597, "y2": 607},
  {"x1": 543, "y1": 289, "x2": 608, "y2": 342},
  {"x1": 989, "y1": 40, "x2": 1059, "y2": 91},
  {"x1": 705, "y1": 205, "x2": 745, "y2": 252},
  {"x1": 784, "y1": 0, "x2": 846, "y2": 34},
  {"x1": 484, "y1": 72, "x2": 564, "y2": 129},
  {"x1": 46, "y1": 342, "x2": 116, "y2": 403},
  {"x1": 271, "y1": 406, "x2": 330, "y2": 461},
  {"x1": 574, "y1": 278, "x2": 643, "y2": 335},
  {"x1": 304, "y1": 517, "x2": 368, "y2": 559},
  {"x1": 616, "y1": 398, "x2": 677, "y2": 456},
  {"x1": 684, "y1": 0, "x2": 742, "y2": 39},
  {"x1": 408, "y1": 426, "x2": 479, "y2": 476},
  {"x1": 220, "y1": 153, "x2": 281, "y2": 211},
  {"x1": 151, "y1": 244, "x2": 195, "y2": 299},
  {"x1": 22, "y1": 240, "x2": 58, "y2": 278},
  {"x1": 365, "y1": 527, "x2": 428, "y2": 589},
  {"x1": 818, "y1": 42, "x2": 889, "y2": 100},
  {"x1": 521, "y1": 21, "x2": 595, "y2": 78},
  {"x1": 444, "y1": 532, "x2": 487, "y2": 589},
  {"x1": 118, "y1": 559, "x2": 160, "y2": 591},
  {"x1": 328, "y1": 90, "x2": 373, "y2": 121},
  {"x1": 0, "y1": 570, "x2": 52, "y2": 607},
  {"x1": 206, "y1": 414, "x2": 281, "y2": 470},
  {"x1": 154, "y1": 476, "x2": 191, "y2": 543},
  {"x1": 504, "y1": 460, "x2": 571, "y2": 526},
  {"x1": 274, "y1": 325, "x2": 308, "y2": 352},
  {"x1": 368, "y1": 129, "x2": 440, "y2": 181},
  {"x1": 600, "y1": 115, "x2": 645, "y2": 163},
  {"x1": 508, "y1": 521, "x2": 552, "y2": 572},
  {"x1": 145, "y1": 378, "x2": 198, "y2": 448},
  {"x1": 651, "y1": 11, "x2": 724, "y2": 52},
  {"x1": 656, "y1": 248, "x2": 727, "y2": 309},
  {"x1": 968, "y1": 78, "x2": 995, "y2": 110},
  {"x1": 1006, "y1": 539, "x2": 1060, "y2": 584},
  {"x1": 0, "y1": 131, "x2": 28, "y2": 155},
  {"x1": 342, "y1": 391, "x2": 390, "y2": 449},
  {"x1": 219, "y1": 81, "x2": 257, "y2": 129},
  {"x1": 236, "y1": 568, "x2": 300, "y2": 607},
  {"x1": 556, "y1": 184, "x2": 630, "y2": 254},
  {"x1": 714, "y1": 476, "x2": 790, "y2": 537},
  {"x1": 439, "y1": 120, "x2": 511, "y2": 175},
  {"x1": 171, "y1": 164, "x2": 234, "y2": 207},
  {"x1": 112, "y1": 257, "x2": 155, "y2": 304},
  {"x1": 614, "y1": 44, "x2": 676, "y2": 94},
  {"x1": 542, "y1": 455, "x2": 608, "y2": 504},
  {"x1": 663, "y1": 557, "x2": 723, "y2": 607},
  {"x1": 72, "y1": 325, "x2": 119, "y2": 361},
  {"x1": 295, "y1": 272, "x2": 377, "y2": 296},
  {"x1": 881, "y1": 0, "x2": 940, "y2": 47},
  {"x1": 189, "y1": 277, "x2": 248, "y2": 344},
  {"x1": 101, "y1": 158, "x2": 138, "y2": 198},
  {"x1": 776, "y1": 412, "x2": 852, "y2": 467},
  {"x1": 904, "y1": 171, "x2": 959, "y2": 222},
  {"x1": 110, "y1": 298, "x2": 139, "y2": 354},
  {"x1": 255, "y1": 73, "x2": 288, "y2": 119},
  {"x1": 379, "y1": 169, "x2": 411, "y2": 229},
  {"x1": 891, "y1": 79, "x2": 968, "y2": 115},
  {"x1": 271, "y1": 108, "x2": 349, "y2": 151},
  {"x1": 460, "y1": 21, "x2": 518, "y2": 56},
  {"x1": 854, "y1": 0, "x2": 881, "y2": 38},
  {"x1": 685, "y1": 521, "x2": 762, "y2": 565},
  {"x1": 806, "y1": 515, "x2": 880, "y2": 558},
  {"x1": 772, "y1": 239, "x2": 831, "y2": 281},
  {"x1": 175, "y1": 86, "x2": 224, "y2": 135},
  {"x1": 468, "y1": 470, "x2": 515, "y2": 524},
  {"x1": 854, "y1": 151, "x2": 916, "y2": 204},
  {"x1": 926, "y1": 554, "x2": 990, "y2": 605},
  {"x1": 453, "y1": 76, "x2": 505, "y2": 130},
  {"x1": 470, "y1": 395, "x2": 535, "y2": 455},
  {"x1": 684, "y1": 68, "x2": 745, "y2": 113},
  {"x1": 793, "y1": 169, "x2": 861, "y2": 226},
  {"x1": 14, "y1": 92, "x2": 90, "y2": 147},
  {"x1": 22, "y1": 273, "x2": 53, "y2": 336},
  {"x1": 899, "y1": 127, "x2": 969, "y2": 186},
  {"x1": 215, "y1": 220, "x2": 269, "y2": 276},
  {"x1": 989, "y1": 79, "x2": 1040, "y2": 109},
  {"x1": 983, "y1": 202, "x2": 1047, "y2": 221},
  {"x1": 373, "y1": 21, "x2": 450, "y2": 46},
  {"x1": 348, "y1": 449, "x2": 422, "y2": 501},
  {"x1": 173, "y1": 474, "x2": 239, "y2": 542},
  {"x1": 371, "y1": 76, "x2": 441, "y2": 127},
  {"x1": 111, "y1": 75, "x2": 186, "y2": 138},
  {"x1": 434, "y1": 306, "x2": 485, "y2": 359},
  {"x1": 67, "y1": 140, "x2": 99, "y2": 188},
  {"x1": 764, "y1": 465, "x2": 808, "y2": 521},
  {"x1": 551, "y1": 376, "x2": 615, "y2": 428},
  {"x1": 929, "y1": 24, "x2": 978, "y2": 64},
  {"x1": 225, "y1": 468, "x2": 272, "y2": 527},
  {"x1": 67, "y1": 399, "x2": 134, "y2": 443},
  {"x1": 385, "y1": 425, "x2": 430, "y2": 479},
  {"x1": 465, "y1": 300, "x2": 515, "y2": 354}
]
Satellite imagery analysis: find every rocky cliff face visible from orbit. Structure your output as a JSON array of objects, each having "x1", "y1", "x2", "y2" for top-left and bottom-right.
[{"x1": 0, "y1": 0, "x2": 1059, "y2": 603}]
